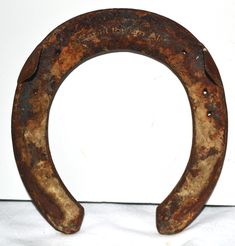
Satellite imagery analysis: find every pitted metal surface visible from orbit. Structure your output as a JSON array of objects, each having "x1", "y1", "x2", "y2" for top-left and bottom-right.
[{"x1": 12, "y1": 9, "x2": 227, "y2": 234}]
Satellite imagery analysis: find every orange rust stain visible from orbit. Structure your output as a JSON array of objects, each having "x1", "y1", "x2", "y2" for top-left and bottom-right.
[{"x1": 51, "y1": 43, "x2": 85, "y2": 79}]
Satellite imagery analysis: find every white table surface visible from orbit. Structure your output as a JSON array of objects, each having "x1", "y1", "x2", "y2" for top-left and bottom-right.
[{"x1": 0, "y1": 201, "x2": 235, "y2": 246}]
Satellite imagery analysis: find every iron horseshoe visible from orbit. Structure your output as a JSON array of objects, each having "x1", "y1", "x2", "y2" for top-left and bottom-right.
[{"x1": 12, "y1": 9, "x2": 227, "y2": 234}]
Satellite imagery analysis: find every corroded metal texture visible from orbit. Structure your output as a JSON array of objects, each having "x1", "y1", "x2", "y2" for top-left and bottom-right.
[{"x1": 12, "y1": 9, "x2": 227, "y2": 234}]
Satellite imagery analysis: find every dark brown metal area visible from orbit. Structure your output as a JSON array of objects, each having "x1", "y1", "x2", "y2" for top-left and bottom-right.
[{"x1": 12, "y1": 9, "x2": 227, "y2": 235}]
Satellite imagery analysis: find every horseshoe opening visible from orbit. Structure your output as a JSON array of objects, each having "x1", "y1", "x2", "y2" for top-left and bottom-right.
[
  {"x1": 48, "y1": 52, "x2": 192, "y2": 203},
  {"x1": 12, "y1": 9, "x2": 227, "y2": 235}
]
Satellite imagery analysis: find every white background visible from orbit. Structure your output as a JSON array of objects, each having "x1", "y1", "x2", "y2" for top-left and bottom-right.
[{"x1": 0, "y1": 0, "x2": 234, "y2": 205}]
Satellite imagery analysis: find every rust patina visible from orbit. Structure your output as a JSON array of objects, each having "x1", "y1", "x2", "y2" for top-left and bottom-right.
[{"x1": 12, "y1": 9, "x2": 227, "y2": 234}]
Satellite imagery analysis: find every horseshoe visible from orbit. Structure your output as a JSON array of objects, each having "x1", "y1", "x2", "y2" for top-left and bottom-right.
[{"x1": 12, "y1": 9, "x2": 227, "y2": 235}]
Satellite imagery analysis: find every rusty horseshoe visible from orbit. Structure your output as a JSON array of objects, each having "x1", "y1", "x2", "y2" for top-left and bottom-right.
[{"x1": 12, "y1": 9, "x2": 227, "y2": 234}]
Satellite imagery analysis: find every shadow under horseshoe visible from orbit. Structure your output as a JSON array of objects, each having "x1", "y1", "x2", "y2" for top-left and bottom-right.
[{"x1": 12, "y1": 9, "x2": 227, "y2": 235}]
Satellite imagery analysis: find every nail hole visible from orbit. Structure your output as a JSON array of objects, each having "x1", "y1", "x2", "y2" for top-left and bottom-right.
[
  {"x1": 55, "y1": 48, "x2": 61, "y2": 55},
  {"x1": 203, "y1": 88, "x2": 208, "y2": 96},
  {"x1": 207, "y1": 111, "x2": 212, "y2": 117},
  {"x1": 182, "y1": 50, "x2": 187, "y2": 55}
]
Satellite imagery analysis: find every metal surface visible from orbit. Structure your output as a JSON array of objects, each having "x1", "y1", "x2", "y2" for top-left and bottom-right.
[{"x1": 12, "y1": 9, "x2": 227, "y2": 235}]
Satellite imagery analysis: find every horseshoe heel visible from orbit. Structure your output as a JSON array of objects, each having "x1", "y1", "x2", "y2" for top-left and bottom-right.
[{"x1": 12, "y1": 9, "x2": 227, "y2": 234}]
